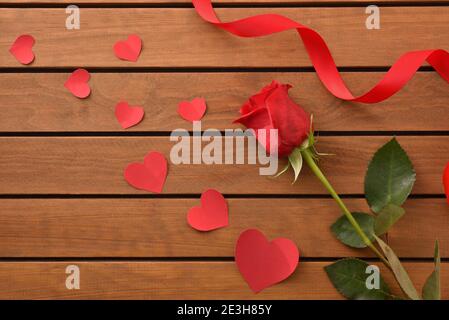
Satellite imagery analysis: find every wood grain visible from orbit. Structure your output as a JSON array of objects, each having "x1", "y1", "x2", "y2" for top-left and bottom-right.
[
  {"x1": 390, "y1": 199, "x2": 449, "y2": 258},
  {"x1": 0, "y1": 8, "x2": 448, "y2": 67},
  {"x1": 1, "y1": 1, "x2": 448, "y2": 301},
  {"x1": 0, "y1": 261, "x2": 445, "y2": 299},
  {"x1": 0, "y1": 136, "x2": 447, "y2": 195},
  {"x1": 1, "y1": 72, "x2": 449, "y2": 132},
  {"x1": 2, "y1": 0, "x2": 443, "y2": 3},
  {"x1": 0, "y1": 198, "x2": 446, "y2": 258},
  {"x1": 0, "y1": 198, "x2": 373, "y2": 258}
]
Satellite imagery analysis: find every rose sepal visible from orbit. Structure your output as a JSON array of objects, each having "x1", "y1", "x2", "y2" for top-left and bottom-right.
[{"x1": 274, "y1": 116, "x2": 325, "y2": 184}]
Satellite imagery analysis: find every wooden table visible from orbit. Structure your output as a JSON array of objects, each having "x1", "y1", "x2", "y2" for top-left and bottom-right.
[{"x1": 0, "y1": 0, "x2": 448, "y2": 299}]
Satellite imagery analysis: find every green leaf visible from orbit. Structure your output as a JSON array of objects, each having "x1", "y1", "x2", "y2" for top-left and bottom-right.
[
  {"x1": 422, "y1": 241, "x2": 441, "y2": 300},
  {"x1": 375, "y1": 236, "x2": 421, "y2": 300},
  {"x1": 365, "y1": 138, "x2": 416, "y2": 213},
  {"x1": 325, "y1": 258, "x2": 392, "y2": 300},
  {"x1": 374, "y1": 204, "x2": 405, "y2": 236},
  {"x1": 288, "y1": 148, "x2": 303, "y2": 184},
  {"x1": 331, "y1": 212, "x2": 375, "y2": 248}
]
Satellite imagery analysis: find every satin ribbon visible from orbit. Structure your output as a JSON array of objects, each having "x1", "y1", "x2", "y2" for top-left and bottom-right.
[{"x1": 192, "y1": 0, "x2": 449, "y2": 104}]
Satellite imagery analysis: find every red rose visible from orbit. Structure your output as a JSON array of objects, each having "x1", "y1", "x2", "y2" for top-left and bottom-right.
[
  {"x1": 234, "y1": 81, "x2": 311, "y2": 157},
  {"x1": 443, "y1": 162, "x2": 449, "y2": 204}
]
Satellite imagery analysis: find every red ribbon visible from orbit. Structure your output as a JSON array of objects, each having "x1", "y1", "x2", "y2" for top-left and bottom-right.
[{"x1": 192, "y1": 0, "x2": 449, "y2": 104}]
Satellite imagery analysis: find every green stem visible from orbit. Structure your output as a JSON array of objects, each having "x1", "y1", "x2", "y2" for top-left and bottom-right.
[{"x1": 301, "y1": 148, "x2": 390, "y2": 268}]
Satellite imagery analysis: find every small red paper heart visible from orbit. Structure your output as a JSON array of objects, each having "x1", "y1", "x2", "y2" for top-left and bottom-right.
[
  {"x1": 64, "y1": 69, "x2": 91, "y2": 99},
  {"x1": 178, "y1": 97, "x2": 207, "y2": 122},
  {"x1": 115, "y1": 101, "x2": 145, "y2": 129},
  {"x1": 187, "y1": 189, "x2": 228, "y2": 231},
  {"x1": 9, "y1": 35, "x2": 35, "y2": 65},
  {"x1": 113, "y1": 34, "x2": 142, "y2": 62},
  {"x1": 124, "y1": 151, "x2": 167, "y2": 193},
  {"x1": 235, "y1": 229, "x2": 299, "y2": 293},
  {"x1": 443, "y1": 162, "x2": 449, "y2": 204}
]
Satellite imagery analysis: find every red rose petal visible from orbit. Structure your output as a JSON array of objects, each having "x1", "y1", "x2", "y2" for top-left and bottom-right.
[
  {"x1": 9, "y1": 35, "x2": 35, "y2": 65},
  {"x1": 177, "y1": 97, "x2": 207, "y2": 122},
  {"x1": 115, "y1": 101, "x2": 145, "y2": 129},
  {"x1": 235, "y1": 229, "x2": 299, "y2": 293},
  {"x1": 124, "y1": 151, "x2": 167, "y2": 193},
  {"x1": 113, "y1": 34, "x2": 142, "y2": 62},
  {"x1": 187, "y1": 189, "x2": 228, "y2": 231},
  {"x1": 443, "y1": 162, "x2": 449, "y2": 204},
  {"x1": 64, "y1": 69, "x2": 91, "y2": 99}
]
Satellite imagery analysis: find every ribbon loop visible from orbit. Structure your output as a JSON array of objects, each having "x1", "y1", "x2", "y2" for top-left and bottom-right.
[{"x1": 192, "y1": 0, "x2": 449, "y2": 104}]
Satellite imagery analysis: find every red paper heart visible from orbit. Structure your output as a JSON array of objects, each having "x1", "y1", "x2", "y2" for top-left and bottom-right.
[
  {"x1": 115, "y1": 101, "x2": 145, "y2": 129},
  {"x1": 178, "y1": 97, "x2": 207, "y2": 122},
  {"x1": 443, "y1": 162, "x2": 449, "y2": 204},
  {"x1": 114, "y1": 34, "x2": 142, "y2": 62},
  {"x1": 124, "y1": 151, "x2": 167, "y2": 193},
  {"x1": 235, "y1": 229, "x2": 299, "y2": 293},
  {"x1": 187, "y1": 189, "x2": 228, "y2": 231},
  {"x1": 9, "y1": 35, "x2": 35, "y2": 65},
  {"x1": 64, "y1": 69, "x2": 91, "y2": 99}
]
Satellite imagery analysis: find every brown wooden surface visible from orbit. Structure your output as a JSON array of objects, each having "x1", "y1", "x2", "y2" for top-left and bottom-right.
[
  {"x1": 1, "y1": 0, "x2": 448, "y2": 300},
  {"x1": 1, "y1": 72, "x2": 449, "y2": 132},
  {"x1": 0, "y1": 136, "x2": 447, "y2": 195},
  {"x1": 0, "y1": 261, "x2": 445, "y2": 299},
  {"x1": 0, "y1": 198, "x2": 446, "y2": 258},
  {"x1": 0, "y1": 8, "x2": 448, "y2": 68},
  {"x1": 389, "y1": 199, "x2": 449, "y2": 258},
  {"x1": 3, "y1": 0, "x2": 444, "y2": 3}
]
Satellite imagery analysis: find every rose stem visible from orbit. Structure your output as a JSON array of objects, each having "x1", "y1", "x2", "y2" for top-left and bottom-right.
[{"x1": 301, "y1": 148, "x2": 391, "y2": 268}]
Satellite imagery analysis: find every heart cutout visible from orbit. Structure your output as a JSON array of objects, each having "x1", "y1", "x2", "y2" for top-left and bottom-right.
[
  {"x1": 124, "y1": 151, "x2": 167, "y2": 193},
  {"x1": 443, "y1": 162, "x2": 449, "y2": 204},
  {"x1": 178, "y1": 97, "x2": 207, "y2": 122},
  {"x1": 235, "y1": 229, "x2": 299, "y2": 293},
  {"x1": 187, "y1": 189, "x2": 228, "y2": 231},
  {"x1": 115, "y1": 101, "x2": 145, "y2": 129},
  {"x1": 114, "y1": 34, "x2": 142, "y2": 62},
  {"x1": 64, "y1": 69, "x2": 91, "y2": 99},
  {"x1": 9, "y1": 35, "x2": 35, "y2": 65}
]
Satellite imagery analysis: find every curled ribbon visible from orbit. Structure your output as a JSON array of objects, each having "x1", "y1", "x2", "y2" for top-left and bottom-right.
[{"x1": 192, "y1": 0, "x2": 449, "y2": 104}]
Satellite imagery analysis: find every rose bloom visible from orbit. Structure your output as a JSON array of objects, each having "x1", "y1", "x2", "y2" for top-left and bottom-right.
[{"x1": 234, "y1": 81, "x2": 311, "y2": 157}]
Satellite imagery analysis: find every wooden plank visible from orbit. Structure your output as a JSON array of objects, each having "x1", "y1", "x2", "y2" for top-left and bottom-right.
[
  {"x1": 0, "y1": 198, "x2": 374, "y2": 258},
  {"x1": 1, "y1": 72, "x2": 449, "y2": 132},
  {"x1": 0, "y1": 8, "x2": 448, "y2": 67},
  {"x1": 390, "y1": 198, "x2": 449, "y2": 258},
  {"x1": 0, "y1": 198, "x2": 446, "y2": 258},
  {"x1": 0, "y1": 261, "x2": 445, "y2": 299},
  {"x1": 2, "y1": 0, "x2": 443, "y2": 3},
  {"x1": 0, "y1": 136, "x2": 447, "y2": 195}
]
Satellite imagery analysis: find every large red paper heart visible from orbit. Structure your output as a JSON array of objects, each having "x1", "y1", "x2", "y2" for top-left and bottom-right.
[
  {"x1": 115, "y1": 101, "x2": 145, "y2": 129},
  {"x1": 187, "y1": 189, "x2": 228, "y2": 231},
  {"x1": 177, "y1": 97, "x2": 207, "y2": 122},
  {"x1": 64, "y1": 69, "x2": 91, "y2": 99},
  {"x1": 113, "y1": 34, "x2": 142, "y2": 62},
  {"x1": 443, "y1": 162, "x2": 449, "y2": 204},
  {"x1": 9, "y1": 35, "x2": 35, "y2": 65},
  {"x1": 124, "y1": 151, "x2": 167, "y2": 193},
  {"x1": 235, "y1": 229, "x2": 299, "y2": 293}
]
